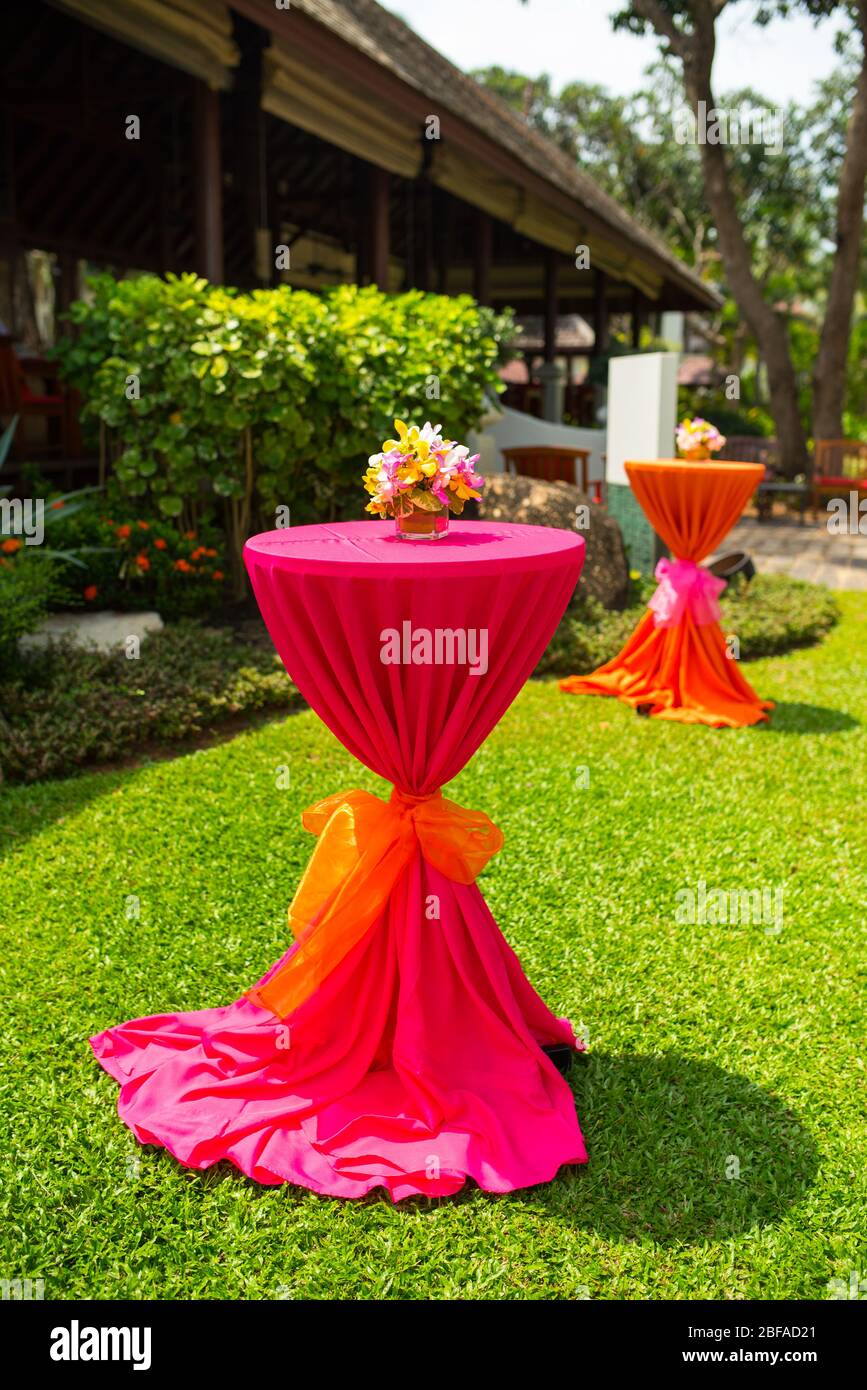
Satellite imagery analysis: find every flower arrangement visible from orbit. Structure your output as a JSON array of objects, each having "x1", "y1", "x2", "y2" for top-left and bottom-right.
[
  {"x1": 363, "y1": 419, "x2": 484, "y2": 539},
  {"x1": 676, "y1": 417, "x2": 727, "y2": 461}
]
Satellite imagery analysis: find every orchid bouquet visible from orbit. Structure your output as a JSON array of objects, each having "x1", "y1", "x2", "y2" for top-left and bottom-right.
[
  {"x1": 363, "y1": 419, "x2": 484, "y2": 518},
  {"x1": 676, "y1": 417, "x2": 727, "y2": 459}
]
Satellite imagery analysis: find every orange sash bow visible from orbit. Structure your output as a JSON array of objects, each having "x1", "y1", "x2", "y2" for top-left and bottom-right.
[{"x1": 246, "y1": 788, "x2": 504, "y2": 1020}]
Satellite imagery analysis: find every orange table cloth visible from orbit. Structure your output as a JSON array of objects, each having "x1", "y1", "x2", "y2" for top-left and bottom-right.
[{"x1": 560, "y1": 459, "x2": 773, "y2": 727}]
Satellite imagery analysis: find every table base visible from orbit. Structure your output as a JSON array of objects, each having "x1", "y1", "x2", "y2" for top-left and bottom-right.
[
  {"x1": 562, "y1": 609, "x2": 772, "y2": 728},
  {"x1": 90, "y1": 854, "x2": 588, "y2": 1201}
]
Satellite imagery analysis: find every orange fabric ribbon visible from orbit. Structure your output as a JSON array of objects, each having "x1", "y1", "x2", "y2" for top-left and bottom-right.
[{"x1": 246, "y1": 788, "x2": 504, "y2": 1020}]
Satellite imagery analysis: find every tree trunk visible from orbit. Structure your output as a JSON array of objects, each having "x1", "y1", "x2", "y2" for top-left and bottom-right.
[
  {"x1": 676, "y1": 6, "x2": 809, "y2": 476},
  {"x1": 812, "y1": 6, "x2": 867, "y2": 441}
]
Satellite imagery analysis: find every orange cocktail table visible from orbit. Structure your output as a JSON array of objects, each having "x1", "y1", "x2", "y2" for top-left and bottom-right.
[{"x1": 561, "y1": 459, "x2": 772, "y2": 727}]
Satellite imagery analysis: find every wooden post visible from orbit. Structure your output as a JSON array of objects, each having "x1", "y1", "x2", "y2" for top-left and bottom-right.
[
  {"x1": 437, "y1": 193, "x2": 452, "y2": 295},
  {"x1": 631, "y1": 289, "x2": 646, "y2": 348},
  {"x1": 473, "y1": 210, "x2": 491, "y2": 306},
  {"x1": 592, "y1": 268, "x2": 609, "y2": 354},
  {"x1": 540, "y1": 250, "x2": 564, "y2": 423},
  {"x1": 367, "y1": 165, "x2": 390, "y2": 288},
  {"x1": 194, "y1": 80, "x2": 224, "y2": 283},
  {"x1": 543, "y1": 250, "x2": 558, "y2": 362}
]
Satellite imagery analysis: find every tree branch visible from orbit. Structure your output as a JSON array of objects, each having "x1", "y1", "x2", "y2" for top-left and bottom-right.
[{"x1": 629, "y1": 0, "x2": 689, "y2": 59}]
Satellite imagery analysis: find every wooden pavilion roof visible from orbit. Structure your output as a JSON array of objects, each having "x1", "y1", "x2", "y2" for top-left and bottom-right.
[{"x1": 240, "y1": 0, "x2": 720, "y2": 311}]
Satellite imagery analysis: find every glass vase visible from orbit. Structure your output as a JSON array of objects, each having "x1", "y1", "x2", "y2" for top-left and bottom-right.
[{"x1": 393, "y1": 500, "x2": 449, "y2": 540}]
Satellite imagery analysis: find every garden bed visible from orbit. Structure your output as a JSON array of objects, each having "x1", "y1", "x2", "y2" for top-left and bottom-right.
[{"x1": 0, "y1": 621, "x2": 298, "y2": 784}]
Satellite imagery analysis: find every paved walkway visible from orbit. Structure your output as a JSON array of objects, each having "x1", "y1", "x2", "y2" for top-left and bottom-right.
[{"x1": 712, "y1": 514, "x2": 867, "y2": 590}]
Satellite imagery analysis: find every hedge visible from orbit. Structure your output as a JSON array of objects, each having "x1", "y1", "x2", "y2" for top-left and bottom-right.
[{"x1": 53, "y1": 274, "x2": 509, "y2": 591}]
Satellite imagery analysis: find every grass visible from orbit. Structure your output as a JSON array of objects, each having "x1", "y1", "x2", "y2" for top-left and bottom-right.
[{"x1": 1, "y1": 593, "x2": 865, "y2": 1300}]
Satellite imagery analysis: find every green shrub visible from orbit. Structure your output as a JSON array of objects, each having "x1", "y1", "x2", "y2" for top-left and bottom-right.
[
  {"x1": 53, "y1": 274, "x2": 508, "y2": 590},
  {"x1": 536, "y1": 572, "x2": 839, "y2": 676},
  {"x1": 0, "y1": 551, "x2": 59, "y2": 671},
  {"x1": 0, "y1": 622, "x2": 298, "y2": 783},
  {"x1": 676, "y1": 386, "x2": 774, "y2": 439},
  {"x1": 718, "y1": 572, "x2": 839, "y2": 656}
]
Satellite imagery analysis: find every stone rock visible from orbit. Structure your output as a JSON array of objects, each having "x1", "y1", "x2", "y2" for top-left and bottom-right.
[
  {"x1": 474, "y1": 474, "x2": 630, "y2": 609},
  {"x1": 20, "y1": 610, "x2": 164, "y2": 654}
]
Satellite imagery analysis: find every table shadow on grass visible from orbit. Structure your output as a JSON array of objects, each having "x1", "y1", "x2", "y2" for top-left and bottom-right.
[
  {"x1": 755, "y1": 702, "x2": 858, "y2": 734},
  {"x1": 521, "y1": 1051, "x2": 820, "y2": 1245},
  {"x1": 135, "y1": 1050, "x2": 818, "y2": 1245}
]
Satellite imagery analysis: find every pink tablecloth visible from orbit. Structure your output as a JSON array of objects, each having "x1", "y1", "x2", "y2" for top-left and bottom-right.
[{"x1": 91, "y1": 521, "x2": 589, "y2": 1200}]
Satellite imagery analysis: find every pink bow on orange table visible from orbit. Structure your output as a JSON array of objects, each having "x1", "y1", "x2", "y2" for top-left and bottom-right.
[{"x1": 648, "y1": 558, "x2": 726, "y2": 629}]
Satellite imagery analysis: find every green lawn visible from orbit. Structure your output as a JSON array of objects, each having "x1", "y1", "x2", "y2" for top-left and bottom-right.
[{"x1": 2, "y1": 594, "x2": 865, "y2": 1300}]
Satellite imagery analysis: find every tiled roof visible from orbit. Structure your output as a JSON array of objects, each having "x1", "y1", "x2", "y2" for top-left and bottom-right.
[{"x1": 287, "y1": 0, "x2": 720, "y2": 307}]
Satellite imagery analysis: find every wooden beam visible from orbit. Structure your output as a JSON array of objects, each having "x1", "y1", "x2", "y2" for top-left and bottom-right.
[
  {"x1": 437, "y1": 192, "x2": 452, "y2": 295},
  {"x1": 473, "y1": 210, "x2": 492, "y2": 306},
  {"x1": 415, "y1": 175, "x2": 434, "y2": 292},
  {"x1": 543, "y1": 250, "x2": 558, "y2": 362},
  {"x1": 631, "y1": 288, "x2": 647, "y2": 348},
  {"x1": 194, "y1": 80, "x2": 224, "y2": 283},
  {"x1": 592, "y1": 268, "x2": 609, "y2": 354},
  {"x1": 366, "y1": 165, "x2": 389, "y2": 287}
]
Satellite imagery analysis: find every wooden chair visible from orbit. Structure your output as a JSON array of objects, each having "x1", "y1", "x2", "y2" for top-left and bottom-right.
[
  {"x1": 502, "y1": 444, "x2": 601, "y2": 500},
  {"x1": 0, "y1": 339, "x2": 73, "y2": 458},
  {"x1": 812, "y1": 439, "x2": 867, "y2": 519}
]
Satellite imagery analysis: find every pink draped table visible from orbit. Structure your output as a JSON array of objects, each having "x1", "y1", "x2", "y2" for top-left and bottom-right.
[{"x1": 91, "y1": 520, "x2": 589, "y2": 1200}]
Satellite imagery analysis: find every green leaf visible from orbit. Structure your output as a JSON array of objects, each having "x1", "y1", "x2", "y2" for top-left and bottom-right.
[
  {"x1": 407, "y1": 487, "x2": 444, "y2": 512},
  {"x1": 157, "y1": 494, "x2": 183, "y2": 517}
]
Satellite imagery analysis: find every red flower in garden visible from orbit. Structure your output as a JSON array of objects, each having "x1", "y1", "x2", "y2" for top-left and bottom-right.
[
  {"x1": 204, "y1": 547, "x2": 217, "y2": 558},
  {"x1": 2, "y1": 537, "x2": 21, "y2": 554},
  {"x1": 154, "y1": 538, "x2": 167, "y2": 550},
  {"x1": 184, "y1": 530, "x2": 197, "y2": 541},
  {"x1": 116, "y1": 524, "x2": 131, "y2": 540},
  {"x1": 175, "y1": 559, "x2": 192, "y2": 573},
  {"x1": 135, "y1": 553, "x2": 150, "y2": 572},
  {"x1": 50, "y1": 499, "x2": 65, "y2": 510},
  {"x1": 137, "y1": 520, "x2": 150, "y2": 530},
  {"x1": 212, "y1": 570, "x2": 225, "y2": 581},
  {"x1": 84, "y1": 584, "x2": 98, "y2": 601},
  {"x1": 191, "y1": 546, "x2": 206, "y2": 561}
]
